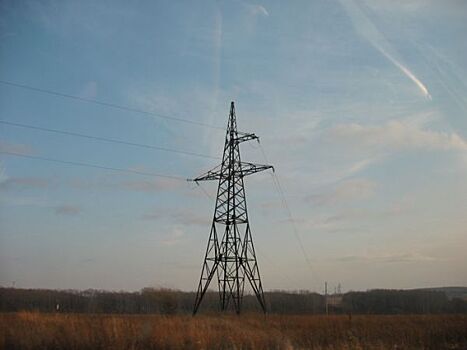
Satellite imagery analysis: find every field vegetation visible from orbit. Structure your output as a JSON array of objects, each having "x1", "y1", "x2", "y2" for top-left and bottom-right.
[{"x1": 1, "y1": 312, "x2": 467, "y2": 350}]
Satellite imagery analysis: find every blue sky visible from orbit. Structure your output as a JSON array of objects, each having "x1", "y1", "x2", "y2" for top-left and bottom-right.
[{"x1": 1, "y1": 0, "x2": 466, "y2": 292}]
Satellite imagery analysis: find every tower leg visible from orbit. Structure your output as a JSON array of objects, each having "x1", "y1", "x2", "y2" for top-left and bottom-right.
[
  {"x1": 193, "y1": 224, "x2": 219, "y2": 315},
  {"x1": 242, "y1": 224, "x2": 266, "y2": 313}
]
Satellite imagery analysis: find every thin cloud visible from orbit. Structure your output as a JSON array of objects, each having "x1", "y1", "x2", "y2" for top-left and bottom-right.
[
  {"x1": 306, "y1": 178, "x2": 377, "y2": 206},
  {"x1": 0, "y1": 177, "x2": 50, "y2": 190},
  {"x1": 292, "y1": 214, "x2": 351, "y2": 233},
  {"x1": 79, "y1": 81, "x2": 98, "y2": 99},
  {"x1": 142, "y1": 208, "x2": 209, "y2": 226},
  {"x1": 246, "y1": 4, "x2": 269, "y2": 17},
  {"x1": 346, "y1": 158, "x2": 376, "y2": 175},
  {"x1": 0, "y1": 195, "x2": 51, "y2": 208},
  {"x1": 424, "y1": 44, "x2": 467, "y2": 115},
  {"x1": 68, "y1": 178, "x2": 185, "y2": 193},
  {"x1": 298, "y1": 203, "x2": 420, "y2": 234},
  {"x1": 54, "y1": 204, "x2": 81, "y2": 216},
  {"x1": 121, "y1": 179, "x2": 182, "y2": 192},
  {"x1": 329, "y1": 121, "x2": 467, "y2": 152},
  {"x1": 0, "y1": 140, "x2": 36, "y2": 156},
  {"x1": 339, "y1": 0, "x2": 431, "y2": 100},
  {"x1": 337, "y1": 252, "x2": 438, "y2": 263},
  {"x1": 0, "y1": 162, "x2": 7, "y2": 185},
  {"x1": 160, "y1": 227, "x2": 185, "y2": 246}
]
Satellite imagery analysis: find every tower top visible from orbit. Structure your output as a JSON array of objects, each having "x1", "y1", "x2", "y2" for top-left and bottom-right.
[{"x1": 189, "y1": 102, "x2": 273, "y2": 183}]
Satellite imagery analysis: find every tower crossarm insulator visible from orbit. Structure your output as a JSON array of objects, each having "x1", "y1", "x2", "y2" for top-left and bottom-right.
[
  {"x1": 234, "y1": 132, "x2": 259, "y2": 144},
  {"x1": 239, "y1": 162, "x2": 274, "y2": 177},
  {"x1": 188, "y1": 165, "x2": 222, "y2": 182},
  {"x1": 188, "y1": 162, "x2": 273, "y2": 182}
]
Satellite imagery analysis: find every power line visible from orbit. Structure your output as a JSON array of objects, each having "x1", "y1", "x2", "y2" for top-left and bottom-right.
[
  {"x1": 0, "y1": 120, "x2": 219, "y2": 160},
  {"x1": 258, "y1": 144, "x2": 316, "y2": 276},
  {"x1": 0, "y1": 151, "x2": 186, "y2": 180},
  {"x1": 196, "y1": 182, "x2": 214, "y2": 200},
  {"x1": 270, "y1": 172, "x2": 315, "y2": 269},
  {"x1": 0, "y1": 80, "x2": 225, "y2": 130}
]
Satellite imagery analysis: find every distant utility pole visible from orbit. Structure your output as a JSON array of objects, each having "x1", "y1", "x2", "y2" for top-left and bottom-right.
[
  {"x1": 325, "y1": 281, "x2": 328, "y2": 315},
  {"x1": 190, "y1": 101, "x2": 273, "y2": 315}
]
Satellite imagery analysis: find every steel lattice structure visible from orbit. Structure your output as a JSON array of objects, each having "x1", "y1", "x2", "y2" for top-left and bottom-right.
[{"x1": 190, "y1": 101, "x2": 273, "y2": 315}]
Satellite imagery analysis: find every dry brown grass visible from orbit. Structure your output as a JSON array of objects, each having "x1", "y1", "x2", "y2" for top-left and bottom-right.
[{"x1": 1, "y1": 312, "x2": 466, "y2": 350}]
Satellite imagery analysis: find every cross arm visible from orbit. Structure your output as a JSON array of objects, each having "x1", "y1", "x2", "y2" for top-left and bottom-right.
[
  {"x1": 235, "y1": 132, "x2": 259, "y2": 144},
  {"x1": 188, "y1": 162, "x2": 274, "y2": 182},
  {"x1": 239, "y1": 162, "x2": 274, "y2": 177},
  {"x1": 188, "y1": 165, "x2": 222, "y2": 182}
]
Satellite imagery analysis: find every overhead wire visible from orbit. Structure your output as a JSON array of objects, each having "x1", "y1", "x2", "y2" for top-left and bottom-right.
[
  {"x1": 258, "y1": 144, "x2": 316, "y2": 277},
  {"x1": 188, "y1": 179, "x2": 215, "y2": 200},
  {"x1": 0, "y1": 79, "x2": 225, "y2": 130},
  {"x1": 196, "y1": 182, "x2": 214, "y2": 200},
  {"x1": 0, "y1": 79, "x2": 315, "y2": 287},
  {"x1": 0, "y1": 151, "x2": 186, "y2": 180},
  {"x1": 0, "y1": 119, "x2": 219, "y2": 160}
]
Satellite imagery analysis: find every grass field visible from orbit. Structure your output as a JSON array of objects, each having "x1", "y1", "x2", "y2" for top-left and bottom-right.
[{"x1": 1, "y1": 312, "x2": 467, "y2": 349}]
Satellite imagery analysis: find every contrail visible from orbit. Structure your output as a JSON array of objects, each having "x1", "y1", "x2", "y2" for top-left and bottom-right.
[
  {"x1": 339, "y1": 0, "x2": 431, "y2": 100},
  {"x1": 379, "y1": 46, "x2": 432, "y2": 100}
]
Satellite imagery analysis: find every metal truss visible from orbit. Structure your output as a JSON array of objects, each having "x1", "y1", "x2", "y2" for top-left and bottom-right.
[{"x1": 190, "y1": 101, "x2": 273, "y2": 315}]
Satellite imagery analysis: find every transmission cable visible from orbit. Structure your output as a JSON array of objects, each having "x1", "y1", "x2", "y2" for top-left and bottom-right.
[
  {"x1": 0, "y1": 120, "x2": 219, "y2": 160},
  {"x1": 258, "y1": 144, "x2": 316, "y2": 276},
  {"x1": 0, "y1": 151, "x2": 186, "y2": 180},
  {"x1": 196, "y1": 182, "x2": 214, "y2": 200},
  {"x1": 0, "y1": 80, "x2": 225, "y2": 130}
]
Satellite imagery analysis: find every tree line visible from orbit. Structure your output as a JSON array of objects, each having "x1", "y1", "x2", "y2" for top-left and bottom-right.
[{"x1": 0, "y1": 287, "x2": 466, "y2": 314}]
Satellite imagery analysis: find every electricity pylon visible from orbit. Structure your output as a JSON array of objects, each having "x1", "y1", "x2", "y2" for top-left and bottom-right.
[{"x1": 190, "y1": 101, "x2": 273, "y2": 315}]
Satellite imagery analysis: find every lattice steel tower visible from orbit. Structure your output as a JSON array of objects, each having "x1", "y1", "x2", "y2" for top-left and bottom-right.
[{"x1": 191, "y1": 101, "x2": 273, "y2": 315}]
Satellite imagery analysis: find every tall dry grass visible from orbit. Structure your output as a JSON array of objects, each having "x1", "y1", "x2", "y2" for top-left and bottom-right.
[{"x1": 1, "y1": 312, "x2": 466, "y2": 349}]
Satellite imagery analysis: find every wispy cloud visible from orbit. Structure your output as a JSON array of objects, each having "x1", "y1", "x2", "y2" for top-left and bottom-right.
[
  {"x1": 246, "y1": 4, "x2": 269, "y2": 17},
  {"x1": 160, "y1": 227, "x2": 185, "y2": 246},
  {"x1": 291, "y1": 213, "x2": 356, "y2": 233},
  {"x1": 0, "y1": 140, "x2": 35, "y2": 155},
  {"x1": 0, "y1": 177, "x2": 50, "y2": 190},
  {"x1": 329, "y1": 121, "x2": 467, "y2": 152},
  {"x1": 120, "y1": 179, "x2": 182, "y2": 192},
  {"x1": 306, "y1": 178, "x2": 377, "y2": 206},
  {"x1": 142, "y1": 208, "x2": 209, "y2": 226},
  {"x1": 297, "y1": 199, "x2": 421, "y2": 234},
  {"x1": 69, "y1": 178, "x2": 184, "y2": 193},
  {"x1": 54, "y1": 204, "x2": 81, "y2": 216},
  {"x1": 423, "y1": 44, "x2": 467, "y2": 114},
  {"x1": 336, "y1": 252, "x2": 438, "y2": 263},
  {"x1": 125, "y1": 82, "x2": 224, "y2": 156},
  {"x1": 79, "y1": 81, "x2": 98, "y2": 99},
  {"x1": 339, "y1": 0, "x2": 431, "y2": 100},
  {"x1": 346, "y1": 158, "x2": 377, "y2": 175},
  {"x1": 0, "y1": 195, "x2": 51, "y2": 208},
  {"x1": 0, "y1": 162, "x2": 8, "y2": 185}
]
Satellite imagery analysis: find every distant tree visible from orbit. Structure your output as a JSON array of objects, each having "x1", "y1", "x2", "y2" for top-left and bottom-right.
[{"x1": 1, "y1": 287, "x2": 466, "y2": 315}]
